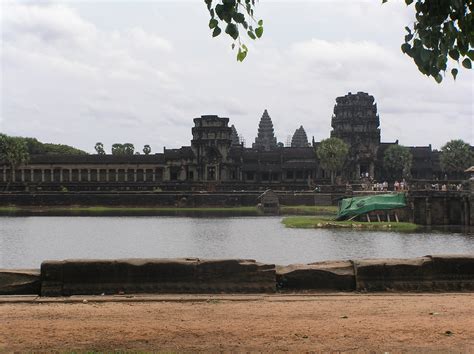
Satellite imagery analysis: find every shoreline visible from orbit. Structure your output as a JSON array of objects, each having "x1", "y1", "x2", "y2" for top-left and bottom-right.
[{"x1": 282, "y1": 216, "x2": 419, "y2": 231}]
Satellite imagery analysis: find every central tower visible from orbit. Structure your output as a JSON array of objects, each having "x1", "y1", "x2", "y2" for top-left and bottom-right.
[
  {"x1": 330, "y1": 92, "x2": 381, "y2": 180},
  {"x1": 253, "y1": 109, "x2": 277, "y2": 151}
]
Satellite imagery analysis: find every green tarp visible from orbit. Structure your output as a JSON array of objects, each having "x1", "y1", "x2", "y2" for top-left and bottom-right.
[{"x1": 336, "y1": 193, "x2": 407, "y2": 221}]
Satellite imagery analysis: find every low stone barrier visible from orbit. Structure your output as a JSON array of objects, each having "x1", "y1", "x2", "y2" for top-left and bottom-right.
[
  {"x1": 40, "y1": 258, "x2": 276, "y2": 296},
  {"x1": 0, "y1": 255, "x2": 472, "y2": 296},
  {"x1": 353, "y1": 257, "x2": 434, "y2": 291},
  {"x1": 0, "y1": 269, "x2": 40, "y2": 295},
  {"x1": 430, "y1": 254, "x2": 474, "y2": 291},
  {"x1": 276, "y1": 260, "x2": 355, "y2": 291}
]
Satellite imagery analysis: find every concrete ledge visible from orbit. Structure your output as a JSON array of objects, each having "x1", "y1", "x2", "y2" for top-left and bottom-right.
[
  {"x1": 41, "y1": 258, "x2": 275, "y2": 296},
  {"x1": 0, "y1": 269, "x2": 40, "y2": 295},
  {"x1": 276, "y1": 260, "x2": 355, "y2": 291}
]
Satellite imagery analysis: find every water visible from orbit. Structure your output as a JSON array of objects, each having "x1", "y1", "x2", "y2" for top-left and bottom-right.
[{"x1": 0, "y1": 216, "x2": 473, "y2": 268}]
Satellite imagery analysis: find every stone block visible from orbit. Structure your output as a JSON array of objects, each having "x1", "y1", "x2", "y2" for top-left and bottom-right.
[
  {"x1": 353, "y1": 257, "x2": 434, "y2": 291},
  {"x1": 276, "y1": 260, "x2": 355, "y2": 291},
  {"x1": 429, "y1": 254, "x2": 474, "y2": 290},
  {"x1": 0, "y1": 269, "x2": 41, "y2": 295},
  {"x1": 40, "y1": 258, "x2": 275, "y2": 296},
  {"x1": 197, "y1": 259, "x2": 276, "y2": 293}
]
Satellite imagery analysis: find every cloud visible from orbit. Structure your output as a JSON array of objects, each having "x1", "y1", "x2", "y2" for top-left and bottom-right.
[{"x1": 1, "y1": 1, "x2": 472, "y2": 153}]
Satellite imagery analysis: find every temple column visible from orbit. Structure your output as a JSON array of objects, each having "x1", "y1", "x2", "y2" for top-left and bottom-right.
[
  {"x1": 12, "y1": 169, "x2": 16, "y2": 182},
  {"x1": 30, "y1": 169, "x2": 34, "y2": 183},
  {"x1": 96, "y1": 169, "x2": 100, "y2": 182},
  {"x1": 134, "y1": 169, "x2": 137, "y2": 182},
  {"x1": 41, "y1": 169, "x2": 45, "y2": 182},
  {"x1": 21, "y1": 169, "x2": 25, "y2": 182},
  {"x1": 3, "y1": 167, "x2": 6, "y2": 182},
  {"x1": 59, "y1": 169, "x2": 63, "y2": 182},
  {"x1": 78, "y1": 169, "x2": 82, "y2": 182},
  {"x1": 125, "y1": 169, "x2": 128, "y2": 182},
  {"x1": 425, "y1": 197, "x2": 431, "y2": 226},
  {"x1": 87, "y1": 169, "x2": 91, "y2": 182},
  {"x1": 115, "y1": 169, "x2": 119, "y2": 182},
  {"x1": 443, "y1": 198, "x2": 449, "y2": 225},
  {"x1": 106, "y1": 169, "x2": 110, "y2": 182},
  {"x1": 143, "y1": 170, "x2": 147, "y2": 182},
  {"x1": 153, "y1": 168, "x2": 156, "y2": 182}
]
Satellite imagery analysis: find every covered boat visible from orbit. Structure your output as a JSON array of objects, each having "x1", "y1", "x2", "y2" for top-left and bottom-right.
[{"x1": 336, "y1": 193, "x2": 407, "y2": 221}]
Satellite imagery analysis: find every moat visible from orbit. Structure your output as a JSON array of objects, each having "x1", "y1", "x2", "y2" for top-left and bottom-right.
[{"x1": 1, "y1": 216, "x2": 473, "y2": 268}]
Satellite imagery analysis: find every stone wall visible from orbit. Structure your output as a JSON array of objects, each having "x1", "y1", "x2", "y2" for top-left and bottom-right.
[
  {"x1": 0, "y1": 191, "x2": 342, "y2": 207},
  {"x1": 1, "y1": 255, "x2": 473, "y2": 296}
]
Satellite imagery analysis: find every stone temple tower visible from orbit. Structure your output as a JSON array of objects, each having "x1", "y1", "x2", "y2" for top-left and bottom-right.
[
  {"x1": 252, "y1": 109, "x2": 277, "y2": 151},
  {"x1": 230, "y1": 125, "x2": 240, "y2": 146},
  {"x1": 291, "y1": 126, "x2": 309, "y2": 147},
  {"x1": 330, "y1": 92, "x2": 381, "y2": 180}
]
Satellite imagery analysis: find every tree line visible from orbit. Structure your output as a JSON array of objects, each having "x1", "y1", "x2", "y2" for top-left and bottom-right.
[
  {"x1": 94, "y1": 143, "x2": 152, "y2": 155},
  {"x1": 316, "y1": 137, "x2": 473, "y2": 183}
]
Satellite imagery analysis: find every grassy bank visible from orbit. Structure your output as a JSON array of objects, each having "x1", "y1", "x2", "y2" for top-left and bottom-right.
[
  {"x1": 279, "y1": 205, "x2": 338, "y2": 215},
  {"x1": 282, "y1": 216, "x2": 419, "y2": 231}
]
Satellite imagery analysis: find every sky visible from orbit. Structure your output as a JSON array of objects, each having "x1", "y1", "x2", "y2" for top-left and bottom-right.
[{"x1": 1, "y1": 0, "x2": 473, "y2": 154}]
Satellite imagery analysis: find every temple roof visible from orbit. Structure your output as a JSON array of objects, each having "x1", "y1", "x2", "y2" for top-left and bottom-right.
[
  {"x1": 291, "y1": 125, "x2": 309, "y2": 148},
  {"x1": 230, "y1": 125, "x2": 240, "y2": 146},
  {"x1": 22, "y1": 154, "x2": 166, "y2": 164},
  {"x1": 252, "y1": 109, "x2": 277, "y2": 151}
]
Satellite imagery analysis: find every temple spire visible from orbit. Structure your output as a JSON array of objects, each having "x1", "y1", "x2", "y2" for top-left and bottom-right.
[
  {"x1": 230, "y1": 125, "x2": 240, "y2": 146},
  {"x1": 252, "y1": 109, "x2": 277, "y2": 151},
  {"x1": 291, "y1": 125, "x2": 309, "y2": 147}
]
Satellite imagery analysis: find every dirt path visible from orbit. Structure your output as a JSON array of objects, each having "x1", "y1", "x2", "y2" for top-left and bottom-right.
[{"x1": 1, "y1": 294, "x2": 473, "y2": 352}]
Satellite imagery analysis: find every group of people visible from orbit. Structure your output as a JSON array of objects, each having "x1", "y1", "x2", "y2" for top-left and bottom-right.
[
  {"x1": 430, "y1": 183, "x2": 463, "y2": 191},
  {"x1": 370, "y1": 180, "x2": 407, "y2": 192}
]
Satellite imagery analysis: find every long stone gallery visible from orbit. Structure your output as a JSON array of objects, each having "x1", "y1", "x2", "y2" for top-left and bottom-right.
[{"x1": 0, "y1": 92, "x2": 464, "y2": 191}]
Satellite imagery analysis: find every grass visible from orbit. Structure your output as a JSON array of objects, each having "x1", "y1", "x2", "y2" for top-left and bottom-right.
[
  {"x1": 280, "y1": 205, "x2": 338, "y2": 215},
  {"x1": 282, "y1": 216, "x2": 419, "y2": 231}
]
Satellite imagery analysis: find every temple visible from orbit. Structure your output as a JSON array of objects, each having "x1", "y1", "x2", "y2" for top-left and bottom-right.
[
  {"x1": 252, "y1": 109, "x2": 277, "y2": 151},
  {"x1": 1, "y1": 92, "x2": 470, "y2": 191},
  {"x1": 291, "y1": 126, "x2": 309, "y2": 148}
]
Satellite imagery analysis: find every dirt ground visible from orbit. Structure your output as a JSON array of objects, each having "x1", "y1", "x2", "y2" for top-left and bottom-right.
[{"x1": 1, "y1": 293, "x2": 473, "y2": 352}]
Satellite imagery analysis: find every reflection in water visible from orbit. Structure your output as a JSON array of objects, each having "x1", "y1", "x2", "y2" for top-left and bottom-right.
[{"x1": 0, "y1": 216, "x2": 473, "y2": 268}]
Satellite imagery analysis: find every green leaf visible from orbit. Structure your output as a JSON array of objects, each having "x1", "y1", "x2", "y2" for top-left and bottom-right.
[
  {"x1": 232, "y1": 12, "x2": 245, "y2": 23},
  {"x1": 467, "y1": 50, "x2": 474, "y2": 60},
  {"x1": 225, "y1": 23, "x2": 239, "y2": 40},
  {"x1": 401, "y1": 43, "x2": 411, "y2": 54},
  {"x1": 209, "y1": 19, "x2": 218, "y2": 29},
  {"x1": 434, "y1": 73, "x2": 443, "y2": 83},
  {"x1": 237, "y1": 48, "x2": 247, "y2": 62},
  {"x1": 212, "y1": 26, "x2": 222, "y2": 37},
  {"x1": 462, "y1": 58, "x2": 472, "y2": 69},
  {"x1": 258, "y1": 19, "x2": 263, "y2": 26},
  {"x1": 420, "y1": 49, "x2": 430, "y2": 63},
  {"x1": 255, "y1": 26, "x2": 263, "y2": 38},
  {"x1": 405, "y1": 26, "x2": 412, "y2": 34},
  {"x1": 247, "y1": 30, "x2": 256, "y2": 40},
  {"x1": 451, "y1": 68, "x2": 458, "y2": 80},
  {"x1": 448, "y1": 49, "x2": 460, "y2": 60},
  {"x1": 405, "y1": 0, "x2": 413, "y2": 4}
]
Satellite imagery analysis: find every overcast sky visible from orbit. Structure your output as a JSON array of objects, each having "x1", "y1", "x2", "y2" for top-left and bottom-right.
[{"x1": 1, "y1": 0, "x2": 473, "y2": 153}]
